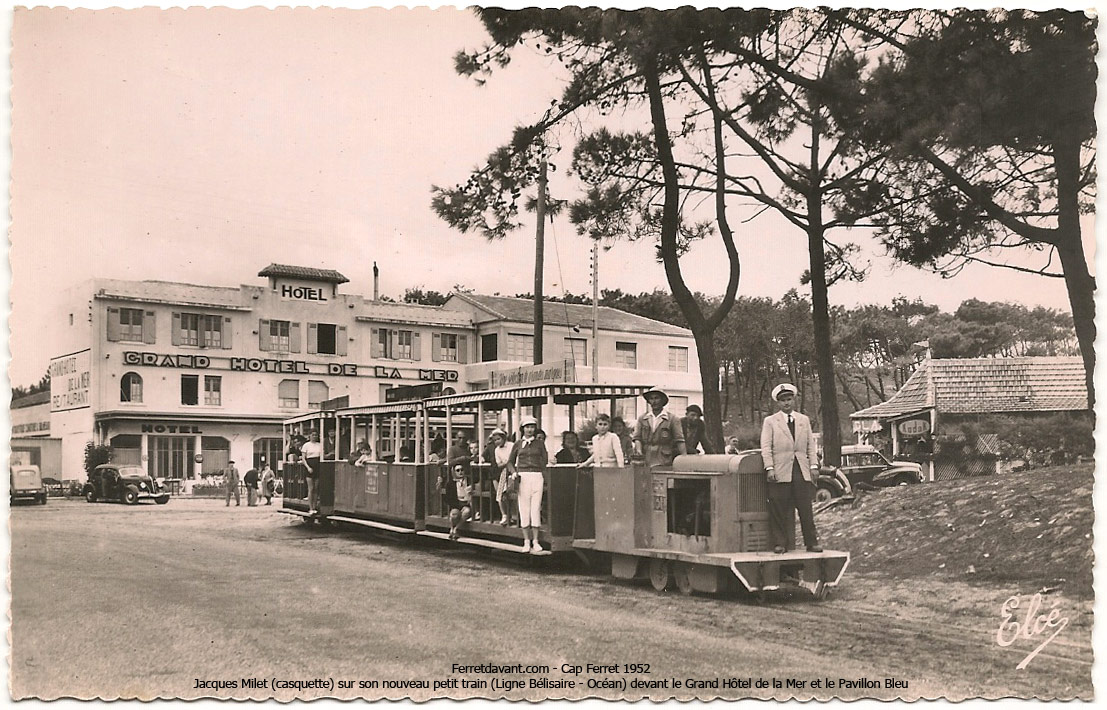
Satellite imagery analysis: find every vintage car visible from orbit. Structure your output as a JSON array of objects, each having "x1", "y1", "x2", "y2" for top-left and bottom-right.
[
  {"x1": 738, "y1": 449, "x2": 853, "y2": 504},
  {"x1": 84, "y1": 464, "x2": 170, "y2": 505},
  {"x1": 839, "y1": 444, "x2": 923, "y2": 489},
  {"x1": 11, "y1": 465, "x2": 48, "y2": 505}
]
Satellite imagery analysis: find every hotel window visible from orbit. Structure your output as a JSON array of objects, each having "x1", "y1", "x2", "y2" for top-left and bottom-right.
[
  {"x1": 308, "y1": 322, "x2": 347, "y2": 356},
  {"x1": 308, "y1": 380, "x2": 329, "y2": 409},
  {"x1": 396, "y1": 330, "x2": 415, "y2": 360},
  {"x1": 371, "y1": 328, "x2": 418, "y2": 360},
  {"x1": 107, "y1": 307, "x2": 155, "y2": 343},
  {"x1": 120, "y1": 372, "x2": 143, "y2": 403},
  {"x1": 431, "y1": 333, "x2": 468, "y2": 363},
  {"x1": 481, "y1": 333, "x2": 498, "y2": 362},
  {"x1": 181, "y1": 375, "x2": 199, "y2": 406},
  {"x1": 668, "y1": 346, "x2": 689, "y2": 372},
  {"x1": 506, "y1": 333, "x2": 534, "y2": 362},
  {"x1": 565, "y1": 337, "x2": 588, "y2": 366},
  {"x1": 201, "y1": 315, "x2": 224, "y2": 348},
  {"x1": 178, "y1": 313, "x2": 200, "y2": 346},
  {"x1": 204, "y1": 376, "x2": 222, "y2": 406},
  {"x1": 278, "y1": 379, "x2": 299, "y2": 408},
  {"x1": 375, "y1": 328, "x2": 393, "y2": 358},
  {"x1": 271, "y1": 320, "x2": 290, "y2": 351},
  {"x1": 615, "y1": 341, "x2": 637, "y2": 369},
  {"x1": 259, "y1": 319, "x2": 299, "y2": 353}
]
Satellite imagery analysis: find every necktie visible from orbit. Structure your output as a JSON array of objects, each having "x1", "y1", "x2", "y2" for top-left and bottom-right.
[{"x1": 788, "y1": 415, "x2": 795, "y2": 439}]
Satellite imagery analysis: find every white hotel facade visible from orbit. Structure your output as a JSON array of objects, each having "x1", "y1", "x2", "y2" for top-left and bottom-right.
[{"x1": 45, "y1": 264, "x2": 702, "y2": 481}]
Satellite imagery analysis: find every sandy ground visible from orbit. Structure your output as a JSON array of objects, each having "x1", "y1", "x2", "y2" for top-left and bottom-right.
[{"x1": 10, "y1": 497, "x2": 1092, "y2": 701}]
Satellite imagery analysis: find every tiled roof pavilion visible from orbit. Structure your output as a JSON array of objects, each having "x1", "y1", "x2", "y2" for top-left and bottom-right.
[{"x1": 851, "y1": 356, "x2": 1088, "y2": 420}]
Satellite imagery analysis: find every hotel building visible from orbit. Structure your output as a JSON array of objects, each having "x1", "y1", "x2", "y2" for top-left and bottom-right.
[{"x1": 41, "y1": 264, "x2": 701, "y2": 481}]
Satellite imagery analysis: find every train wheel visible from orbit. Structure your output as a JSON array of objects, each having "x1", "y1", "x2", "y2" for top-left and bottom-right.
[
  {"x1": 673, "y1": 562, "x2": 695, "y2": 596},
  {"x1": 649, "y1": 559, "x2": 672, "y2": 592}
]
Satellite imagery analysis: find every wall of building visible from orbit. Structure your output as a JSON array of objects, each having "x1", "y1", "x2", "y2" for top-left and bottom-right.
[{"x1": 40, "y1": 270, "x2": 705, "y2": 480}]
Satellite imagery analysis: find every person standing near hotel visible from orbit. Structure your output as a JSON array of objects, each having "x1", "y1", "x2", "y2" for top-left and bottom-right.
[
  {"x1": 760, "y1": 383, "x2": 821, "y2": 554},
  {"x1": 260, "y1": 462, "x2": 276, "y2": 506},
  {"x1": 632, "y1": 388, "x2": 686, "y2": 468},
  {"x1": 224, "y1": 460, "x2": 241, "y2": 507},
  {"x1": 506, "y1": 416, "x2": 546, "y2": 554},
  {"x1": 300, "y1": 430, "x2": 324, "y2": 514},
  {"x1": 243, "y1": 466, "x2": 259, "y2": 507}
]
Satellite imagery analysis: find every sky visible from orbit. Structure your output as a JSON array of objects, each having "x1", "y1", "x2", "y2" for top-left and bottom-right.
[{"x1": 7, "y1": 5, "x2": 1098, "y2": 387}]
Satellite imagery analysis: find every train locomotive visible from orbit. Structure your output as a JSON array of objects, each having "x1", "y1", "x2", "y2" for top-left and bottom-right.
[{"x1": 279, "y1": 383, "x2": 848, "y2": 599}]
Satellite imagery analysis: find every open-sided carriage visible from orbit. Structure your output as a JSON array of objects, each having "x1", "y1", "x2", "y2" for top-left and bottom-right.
[{"x1": 279, "y1": 382, "x2": 848, "y2": 599}]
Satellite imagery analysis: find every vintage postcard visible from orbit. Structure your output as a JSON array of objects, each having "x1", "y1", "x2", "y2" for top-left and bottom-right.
[{"x1": 7, "y1": 4, "x2": 1097, "y2": 703}]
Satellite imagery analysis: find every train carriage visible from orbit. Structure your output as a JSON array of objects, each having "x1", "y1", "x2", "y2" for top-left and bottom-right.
[{"x1": 280, "y1": 382, "x2": 849, "y2": 599}]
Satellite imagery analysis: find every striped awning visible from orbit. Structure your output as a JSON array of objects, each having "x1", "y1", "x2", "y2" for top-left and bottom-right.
[
  {"x1": 423, "y1": 383, "x2": 651, "y2": 409},
  {"x1": 283, "y1": 410, "x2": 336, "y2": 426},
  {"x1": 338, "y1": 402, "x2": 425, "y2": 417}
]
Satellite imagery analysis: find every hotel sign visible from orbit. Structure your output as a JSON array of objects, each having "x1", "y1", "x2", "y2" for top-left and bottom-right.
[
  {"x1": 488, "y1": 359, "x2": 576, "y2": 389},
  {"x1": 121, "y1": 351, "x2": 456, "y2": 382},
  {"x1": 50, "y1": 349, "x2": 92, "y2": 412}
]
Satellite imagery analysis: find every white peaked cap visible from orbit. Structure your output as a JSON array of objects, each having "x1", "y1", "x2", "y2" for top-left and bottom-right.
[{"x1": 771, "y1": 383, "x2": 798, "y2": 401}]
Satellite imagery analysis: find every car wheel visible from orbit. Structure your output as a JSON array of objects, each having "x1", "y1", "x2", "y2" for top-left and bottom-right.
[
  {"x1": 39, "y1": 494, "x2": 48, "y2": 505},
  {"x1": 85, "y1": 488, "x2": 97, "y2": 503},
  {"x1": 122, "y1": 488, "x2": 139, "y2": 505},
  {"x1": 155, "y1": 496, "x2": 169, "y2": 505},
  {"x1": 814, "y1": 486, "x2": 835, "y2": 504}
]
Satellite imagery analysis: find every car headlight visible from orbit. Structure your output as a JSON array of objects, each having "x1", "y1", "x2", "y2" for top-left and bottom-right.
[{"x1": 139, "y1": 482, "x2": 147, "y2": 490}]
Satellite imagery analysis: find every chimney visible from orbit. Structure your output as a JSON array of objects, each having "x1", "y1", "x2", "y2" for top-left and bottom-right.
[{"x1": 373, "y1": 262, "x2": 379, "y2": 301}]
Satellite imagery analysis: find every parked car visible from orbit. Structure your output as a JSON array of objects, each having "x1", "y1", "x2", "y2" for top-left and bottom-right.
[
  {"x1": 11, "y1": 464, "x2": 48, "y2": 505},
  {"x1": 838, "y1": 444, "x2": 923, "y2": 490},
  {"x1": 738, "y1": 449, "x2": 853, "y2": 504},
  {"x1": 41, "y1": 477, "x2": 66, "y2": 497},
  {"x1": 83, "y1": 464, "x2": 170, "y2": 505}
]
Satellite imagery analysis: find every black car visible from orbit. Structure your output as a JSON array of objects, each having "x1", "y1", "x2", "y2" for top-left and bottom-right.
[{"x1": 84, "y1": 464, "x2": 170, "y2": 505}]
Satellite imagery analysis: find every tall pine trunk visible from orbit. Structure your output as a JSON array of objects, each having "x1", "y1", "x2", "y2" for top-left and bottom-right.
[{"x1": 1053, "y1": 133, "x2": 1095, "y2": 407}]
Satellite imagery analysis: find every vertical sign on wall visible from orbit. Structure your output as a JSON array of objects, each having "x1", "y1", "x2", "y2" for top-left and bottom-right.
[{"x1": 49, "y1": 349, "x2": 92, "y2": 412}]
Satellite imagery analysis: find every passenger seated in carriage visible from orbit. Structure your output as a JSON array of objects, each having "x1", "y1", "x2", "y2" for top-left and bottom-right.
[
  {"x1": 554, "y1": 431, "x2": 590, "y2": 465},
  {"x1": 438, "y1": 463, "x2": 473, "y2": 541}
]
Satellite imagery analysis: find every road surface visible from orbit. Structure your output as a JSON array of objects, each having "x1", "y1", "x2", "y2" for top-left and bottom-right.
[{"x1": 10, "y1": 498, "x2": 1092, "y2": 700}]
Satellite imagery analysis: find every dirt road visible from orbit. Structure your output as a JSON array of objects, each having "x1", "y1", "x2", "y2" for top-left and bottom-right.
[{"x1": 10, "y1": 499, "x2": 1092, "y2": 700}]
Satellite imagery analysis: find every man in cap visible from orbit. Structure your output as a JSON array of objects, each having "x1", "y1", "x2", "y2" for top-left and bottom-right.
[
  {"x1": 632, "y1": 388, "x2": 687, "y2": 468},
  {"x1": 760, "y1": 383, "x2": 822, "y2": 553},
  {"x1": 224, "y1": 460, "x2": 241, "y2": 507},
  {"x1": 680, "y1": 404, "x2": 715, "y2": 455}
]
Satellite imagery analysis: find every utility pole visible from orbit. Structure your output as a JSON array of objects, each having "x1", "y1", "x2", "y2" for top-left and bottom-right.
[
  {"x1": 591, "y1": 242, "x2": 599, "y2": 384},
  {"x1": 533, "y1": 157, "x2": 547, "y2": 365}
]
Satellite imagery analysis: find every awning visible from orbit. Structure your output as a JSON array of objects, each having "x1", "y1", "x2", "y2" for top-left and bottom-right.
[{"x1": 423, "y1": 383, "x2": 651, "y2": 409}]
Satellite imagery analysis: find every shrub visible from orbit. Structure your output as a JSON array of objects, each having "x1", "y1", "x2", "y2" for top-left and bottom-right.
[{"x1": 83, "y1": 442, "x2": 112, "y2": 476}]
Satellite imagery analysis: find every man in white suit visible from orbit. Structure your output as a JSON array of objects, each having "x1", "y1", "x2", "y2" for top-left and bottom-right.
[{"x1": 760, "y1": 383, "x2": 822, "y2": 554}]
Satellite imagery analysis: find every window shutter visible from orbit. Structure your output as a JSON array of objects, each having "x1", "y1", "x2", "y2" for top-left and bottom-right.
[
  {"x1": 431, "y1": 333, "x2": 441, "y2": 362},
  {"x1": 106, "y1": 307, "x2": 121, "y2": 342},
  {"x1": 458, "y1": 334, "x2": 469, "y2": 364},
  {"x1": 371, "y1": 328, "x2": 381, "y2": 358},
  {"x1": 171, "y1": 312, "x2": 181, "y2": 346},
  {"x1": 290, "y1": 322, "x2": 301, "y2": 353},
  {"x1": 307, "y1": 323, "x2": 318, "y2": 354},
  {"x1": 144, "y1": 311, "x2": 157, "y2": 344},
  {"x1": 222, "y1": 317, "x2": 233, "y2": 349},
  {"x1": 336, "y1": 326, "x2": 347, "y2": 356},
  {"x1": 390, "y1": 330, "x2": 399, "y2": 360},
  {"x1": 413, "y1": 332, "x2": 421, "y2": 361},
  {"x1": 258, "y1": 319, "x2": 270, "y2": 352}
]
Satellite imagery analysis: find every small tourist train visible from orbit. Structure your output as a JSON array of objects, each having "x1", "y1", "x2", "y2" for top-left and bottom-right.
[{"x1": 279, "y1": 381, "x2": 848, "y2": 599}]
